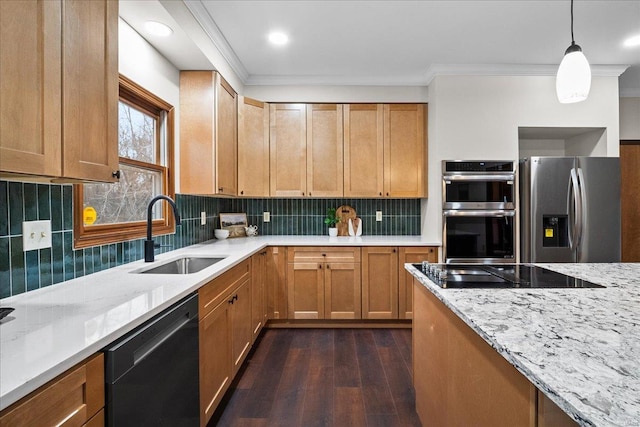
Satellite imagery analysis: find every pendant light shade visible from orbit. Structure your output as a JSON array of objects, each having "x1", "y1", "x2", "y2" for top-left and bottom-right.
[{"x1": 556, "y1": 0, "x2": 591, "y2": 104}]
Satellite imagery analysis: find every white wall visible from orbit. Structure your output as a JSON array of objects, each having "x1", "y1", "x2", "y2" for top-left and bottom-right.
[
  {"x1": 620, "y1": 97, "x2": 640, "y2": 140},
  {"x1": 424, "y1": 75, "x2": 621, "y2": 243},
  {"x1": 118, "y1": 19, "x2": 182, "y2": 191}
]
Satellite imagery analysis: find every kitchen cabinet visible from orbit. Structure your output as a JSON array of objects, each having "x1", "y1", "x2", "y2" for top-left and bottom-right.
[
  {"x1": 269, "y1": 103, "x2": 307, "y2": 197},
  {"x1": 0, "y1": 0, "x2": 119, "y2": 183},
  {"x1": 384, "y1": 104, "x2": 426, "y2": 197},
  {"x1": 238, "y1": 96, "x2": 270, "y2": 197},
  {"x1": 343, "y1": 104, "x2": 426, "y2": 198},
  {"x1": 0, "y1": 353, "x2": 104, "y2": 426},
  {"x1": 343, "y1": 104, "x2": 385, "y2": 197},
  {"x1": 180, "y1": 71, "x2": 238, "y2": 196},
  {"x1": 267, "y1": 246, "x2": 288, "y2": 319},
  {"x1": 286, "y1": 247, "x2": 361, "y2": 319},
  {"x1": 198, "y1": 259, "x2": 251, "y2": 426},
  {"x1": 413, "y1": 279, "x2": 578, "y2": 427},
  {"x1": 361, "y1": 247, "x2": 399, "y2": 319},
  {"x1": 398, "y1": 246, "x2": 437, "y2": 319},
  {"x1": 251, "y1": 250, "x2": 268, "y2": 342},
  {"x1": 306, "y1": 104, "x2": 344, "y2": 197}
]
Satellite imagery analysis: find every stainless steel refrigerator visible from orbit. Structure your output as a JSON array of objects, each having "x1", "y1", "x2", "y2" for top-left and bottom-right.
[{"x1": 520, "y1": 156, "x2": 621, "y2": 263}]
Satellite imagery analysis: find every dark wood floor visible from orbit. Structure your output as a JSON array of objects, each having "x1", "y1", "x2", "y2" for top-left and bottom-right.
[{"x1": 209, "y1": 328, "x2": 421, "y2": 427}]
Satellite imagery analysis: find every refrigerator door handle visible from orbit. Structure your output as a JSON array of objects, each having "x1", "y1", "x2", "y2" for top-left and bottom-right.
[
  {"x1": 568, "y1": 168, "x2": 581, "y2": 249},
  {"x1": 575, "y1": 167, "x2": 585, "y2": 248}
]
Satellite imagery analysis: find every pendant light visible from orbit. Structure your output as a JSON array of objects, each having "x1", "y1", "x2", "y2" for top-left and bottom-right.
[{"x1": 556, "y1": 0, "x2": 591, "y2": 103}]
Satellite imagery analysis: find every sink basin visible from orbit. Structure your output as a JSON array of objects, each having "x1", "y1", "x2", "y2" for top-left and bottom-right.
[{"x1": 137, "y1": 257, "x2": 225, "y2": 274}]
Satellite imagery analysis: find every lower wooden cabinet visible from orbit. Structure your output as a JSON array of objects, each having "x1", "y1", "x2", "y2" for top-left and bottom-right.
[
  {"x1": 362, "y1": 247, "x2": 399, "y2": 319},
  {"x1": 198, "y1": 259, "x2": 252, "y2": 426},
  {"x1": 267, "y1": 246, "x2": 287, "y2": 319},
  {"x1": 398, "y1": 246, "x2": 438, "y2": 319},
  {"x1": 287, "y1": 247, "x2": 361, "y2": 319},
  {"x1": 251, "y1": 250, "x2": 268, "y2": 342},
  {"x1": 413, "y1": 278, "x2": 577, "y2": 427},
  {"x1": 0, "y1": 353, "x2": 104, "y2": 426}
]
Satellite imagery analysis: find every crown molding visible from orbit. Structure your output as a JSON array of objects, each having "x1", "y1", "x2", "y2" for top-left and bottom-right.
[
  {"x1": 423, "y1": 64, "x2": 630, "y2": 85},
  {"x1": 183, "y1": 0, "x2": 249, "y2": 82},
  {"x1": 245, "y1": 74, "x2": 427, "y2": 86}
]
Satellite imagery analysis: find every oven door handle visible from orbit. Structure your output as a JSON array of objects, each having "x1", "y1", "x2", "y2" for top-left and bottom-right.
[
  {"x1": 443, "y1": 174, "x2": 515, "y2": 182},
  {"x1": 443, "y1": 210, "x2": 516, "y2": 217}
]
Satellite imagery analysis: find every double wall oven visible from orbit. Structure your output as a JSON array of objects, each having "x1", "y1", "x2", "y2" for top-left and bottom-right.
[{"x1": 443, "y1": 160, "x2": 516, "y2": 264}]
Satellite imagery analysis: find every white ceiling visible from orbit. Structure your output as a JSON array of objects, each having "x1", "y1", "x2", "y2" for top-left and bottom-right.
[{"x1": 120, "y1": 0, "x2": 640, "y2": 96}]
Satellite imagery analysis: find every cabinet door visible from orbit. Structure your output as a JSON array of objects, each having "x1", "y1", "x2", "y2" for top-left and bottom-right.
[
  {"x1": 362, "y1": 247, "x2": 398, "y2": 319},
  {"x1": 270, "y1": 104, "x2": 307, "y2": 197},
  {"x1": 307, "y1": 104, "x2": 343, "y2": 197},
  {"x1": 324, "y1": 262, "x2": 361, "y2": 319},
  {"x1": 251, "y1": 251, "x2": 267, "y2": 342},
  {"x1": 343, "y1": 104, "x2": 384, "y2": 197},
  {"x1": 398, "y1": 246, "x2": 437, "y2": 319},
  {"x1": 230, "y1": 279, "x2": 253, "y2": 375},
  {"x1": 199, "y1": 300, "x2": 231, "y2": 427},
  {"x1": 383, "y1": 104, "x2": 426, "y2": 197},
  {"x1": 215, "y1": 75, "x2": 237, "y2": 196},
  {"x1": 62, "y1": 0, "x2": 119, "y2": 182},
  {"x1": 238, "y1": 97, "x2": 270, "y2": 197},
  {"x1": 267, "y1": 246, "x2": 287, "y2": 319},
  {"x1": 287, "y1": 262, "x2": 324, "y2": 319},
  {"x1": 0, "y1": 0, "x2": 62, "y2": 177}
]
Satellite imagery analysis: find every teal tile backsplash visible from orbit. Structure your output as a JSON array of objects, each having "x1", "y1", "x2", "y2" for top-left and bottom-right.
[{"x1": 0, "y1": 179, "x2": 421, "y2": 298}]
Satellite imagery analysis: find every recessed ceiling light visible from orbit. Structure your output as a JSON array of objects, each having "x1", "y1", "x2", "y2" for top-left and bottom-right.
[
  {"x1": 145, "y1": 21, "x2": 173, "y2": 37},
  {"x1": 623, "y1": 34, "x2": 640, "y2": 47},
  {"x1": 268, "y1": 32, "x2": 289, "y2": 46}
]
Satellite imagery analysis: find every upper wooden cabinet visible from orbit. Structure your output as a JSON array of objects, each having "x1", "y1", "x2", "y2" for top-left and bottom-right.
[
  {"x1": 384, "y1": 104, "x2": 426, "y2": 197},
  {"x1": 306, "y1": 104, "x2": 344, "y2": 197},
  {"x1": 0, "y1": 0, "x2": 119, "y2": 182},
  {"x1": 238, "y1": 97, "x2": 270, "y2": 197},
  {"x1": 180, "y1": 71, "x2": 237, "y2": 196},
  {"x1": 344, "y1": 103, "x2": 426, "y2": 198},
  {"x1": 343, "y1": 104, "x2": 385, "y2": 197},
  {"x1": 269, "y1": 104, "x2": 307, "y2": 197}
]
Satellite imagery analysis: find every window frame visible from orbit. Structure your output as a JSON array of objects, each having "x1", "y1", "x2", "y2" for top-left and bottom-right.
[{"x1": 73, "y1": 74, "x2": 175, "y2": 249}]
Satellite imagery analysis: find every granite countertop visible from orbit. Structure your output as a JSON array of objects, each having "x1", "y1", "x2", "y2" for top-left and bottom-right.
[
  {"x1": 0, "y1": 235, "x2": 438, "y2": 411},
  {"x1": 407, "y1": 262, "x2": 640, "y2": 427}
]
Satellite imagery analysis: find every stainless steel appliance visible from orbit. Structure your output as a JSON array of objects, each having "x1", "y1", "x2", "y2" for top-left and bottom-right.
[
  {"x1": 414, "y1": 263, "x2": 603, "y2": 288},
  {"x1": 520, "y1": 157, "x2": 621, "y2": 263},
  {"x1": 104, "y1": 293, "x2": 199, "y2": 426},
  {"x1": 443, "y1": 161, "x2": 516, "y2": 264}
]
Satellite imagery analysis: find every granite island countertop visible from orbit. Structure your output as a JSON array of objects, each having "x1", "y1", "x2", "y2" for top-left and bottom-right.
[
  {"x1": 0, "y1": 235, "x2": 438, "y2": 411},
  {"x1": 406, "y1": 262, "x2": 640, "y2": 427}
]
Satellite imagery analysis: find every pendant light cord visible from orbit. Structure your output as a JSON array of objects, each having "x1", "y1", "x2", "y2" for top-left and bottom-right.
[{"x1": 570, "y1": 0, "x2": 575, "y2": 45}]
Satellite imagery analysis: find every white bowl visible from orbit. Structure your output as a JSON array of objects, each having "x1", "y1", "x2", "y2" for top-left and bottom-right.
[{"x1": 214, "y1": 229, "x2": 229, "y2": 240}]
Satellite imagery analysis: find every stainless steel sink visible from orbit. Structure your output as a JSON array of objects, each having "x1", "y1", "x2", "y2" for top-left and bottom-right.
[{"x1": 137, "y1": 256, "x2": 225, "y2": 274}]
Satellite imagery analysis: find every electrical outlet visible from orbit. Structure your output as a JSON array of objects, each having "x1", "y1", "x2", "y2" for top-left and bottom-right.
[
  {"x1": 200, "y1": 212, "x2": 206, "y2": 226},
  {"x1": 376, "y1": 211, "x2": 383, "y2": 222},
  {"x1": 23, "y1": 220, "x2": 52, "y2": 251},
  {"x1": 263, "y1": 212, "x2": 271, "y2": 222}
]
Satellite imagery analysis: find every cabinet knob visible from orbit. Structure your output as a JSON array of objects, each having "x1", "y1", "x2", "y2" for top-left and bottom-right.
[
  {"x1": 302, "y1": 192, "x2": 305, "y2": 196},
  {"x1": 326, "y1": 264, "x2": 330, "y2": 269},
  {"x1": 379, "y1": 192, "x2": 382, "y2": 196},
  {"x1": 392, "y1": 249, "x2": 396, "y2": 253},
  {"x1": 309, "y1": 192, "x2": 311, "y2": 196},
  {"x1": 386, "y1": 192, "x2": 389, "y2": 196},
  {"x1": 240, "y1": 190, "x2": 244, "y2": 195},
  {"x1": 318, "y1": 264, "x2": 322, "y2": 269},
  {"x1": 112, "y1": 170, "x2": 121, "y2": 179}
]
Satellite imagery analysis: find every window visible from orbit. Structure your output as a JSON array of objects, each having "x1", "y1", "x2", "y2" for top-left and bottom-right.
[{"x1": 74, "y1": 75, "x2": 175, "y2": 248}]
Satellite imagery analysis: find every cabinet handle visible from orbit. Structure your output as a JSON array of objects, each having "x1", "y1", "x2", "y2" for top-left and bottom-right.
[
  {"x1": 318, "y1": 264, "x2": 322, "y2": 269},
  {"x1": 233, "y1": 294, "x2": 238, "y2": 301},
  {"x1": 386, "y1": 192, "x2": 389, "y2": 196},
  {"x1": 302, "y1": 192, "x2": 305, "y2": 196},
  {"x1": 112, "y1": 170, "x2": 121, "y2": 179},
  {"x1": 240, "y1": 190, "x2": 244, "y2": 195},
  {"x1": 309, "y1": 192, "x2": 312, "y2": 196},
  {"x1": 392, "y1": 249, "x2": 396, "y2": 253},
  {"x1": 322, "y1": 253, "x2": 326, "y2": 257},
  {"x1": 379, "y1": 192, "x2": 382, "y2": 196},
  {"x1": 219, "y1": 187, "x2": 224, "y2": 192},
  {"x1": 326, "y1": 264, "x2": 330, "y2": 269}
]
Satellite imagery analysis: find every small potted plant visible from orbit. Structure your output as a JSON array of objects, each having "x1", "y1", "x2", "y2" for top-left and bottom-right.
[{"x1": 324, "y1": 208, "x2": 340, "y2": 237}]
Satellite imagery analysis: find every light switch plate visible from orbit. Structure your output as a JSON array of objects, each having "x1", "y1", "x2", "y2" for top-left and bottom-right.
[
  {"x1": 201, "y1": 211, "x2": 206, "y2": 226},
  {"x1": 23, "y1": 220, "x2": 52, "y2": 251},
  {"x1": 263, "y1": 212, "x2": 270, "y2": 222},
  {"x1": 376, "y1": 211, "x2": 383, "y2": 222}
]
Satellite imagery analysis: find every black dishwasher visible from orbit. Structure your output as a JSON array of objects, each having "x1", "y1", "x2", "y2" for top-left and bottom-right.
[{"x1": 104, "y1": 293, "x2": 199, "y2": 426}]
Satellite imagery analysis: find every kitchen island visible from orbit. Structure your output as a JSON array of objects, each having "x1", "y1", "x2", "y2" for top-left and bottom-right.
[{"x1": 407, "y1": 262, "x2": 640, "y2": 427}]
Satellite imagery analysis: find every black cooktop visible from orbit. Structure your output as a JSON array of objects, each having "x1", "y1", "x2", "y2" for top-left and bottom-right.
[{"x1": 413, "y1": 264, "x2": 604, "y2": 289}]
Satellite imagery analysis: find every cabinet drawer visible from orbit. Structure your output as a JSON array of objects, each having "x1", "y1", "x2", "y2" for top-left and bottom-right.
[
  {"x1": 287, "y1": 246, "x2": 361, "y2": 263},
  {"x1": 0, "y1": 353, "x2": 104, "y2": 426},
  {"x1": 199, "y1": 259, "x2": 251, "y2": 319}
]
